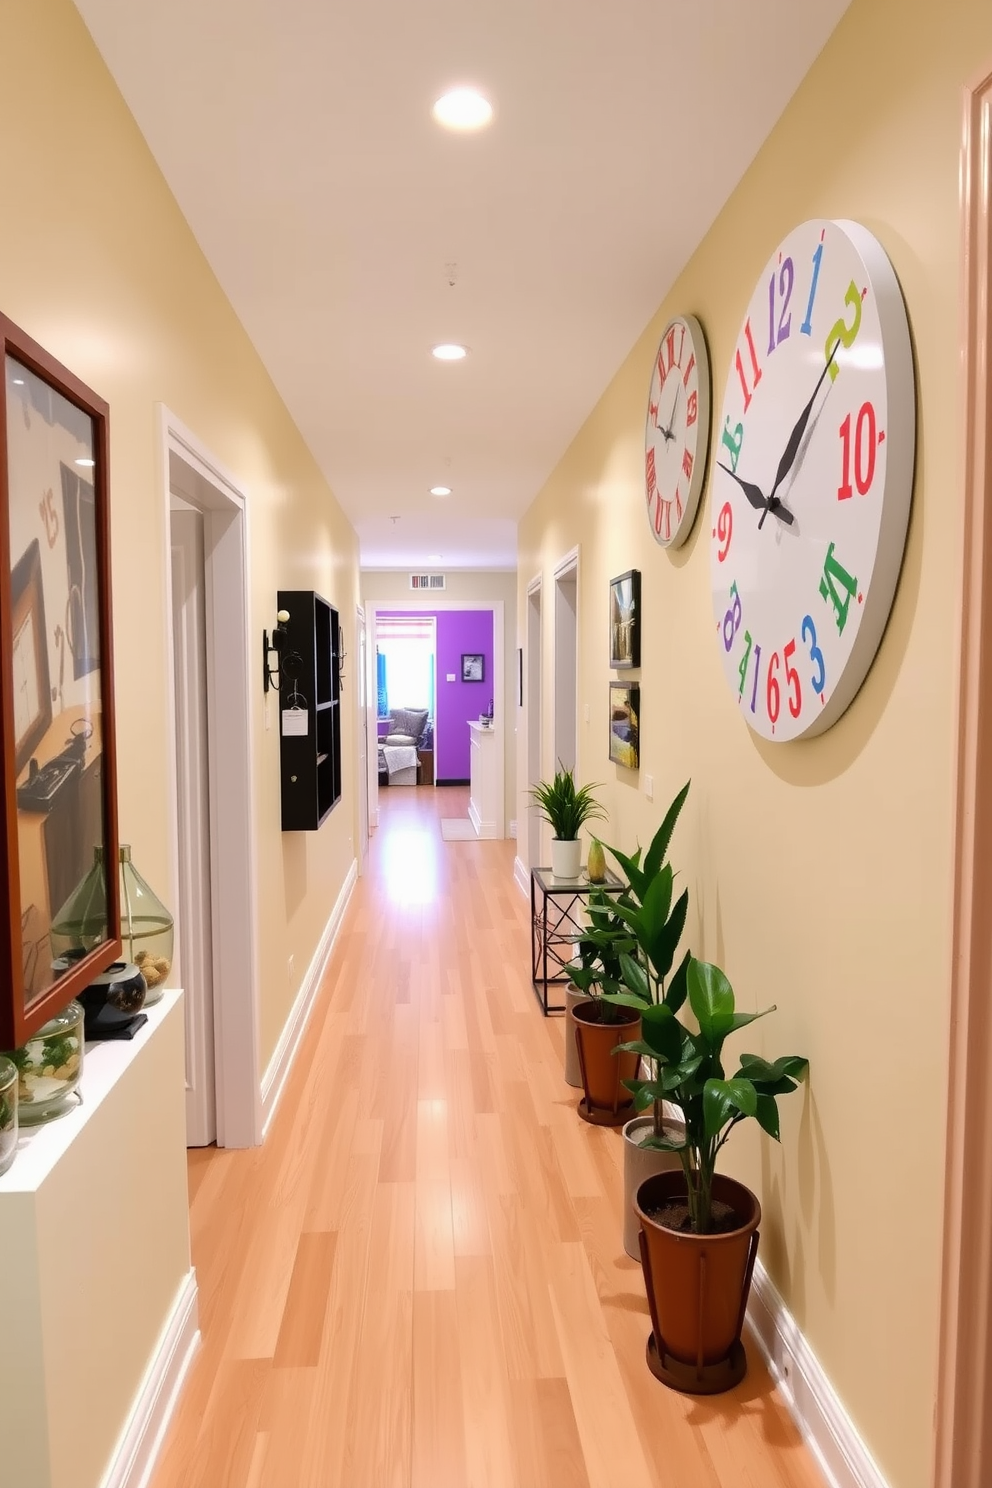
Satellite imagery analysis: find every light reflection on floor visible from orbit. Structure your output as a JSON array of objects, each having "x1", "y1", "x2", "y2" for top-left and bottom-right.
[{"x1": 379, "y1": 826, "x2": 439, "y2": 905}]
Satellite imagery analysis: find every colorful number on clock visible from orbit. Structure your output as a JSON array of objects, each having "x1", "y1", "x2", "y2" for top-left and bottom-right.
[
  {"x1": 802, "y1": 614, "x2": 826, "y2": 694},
  {"x1": 716, "y1": 501, "x2": 733, "y2": 562},
  {"x1": 723, "y1": 582, "x2": 742, "y2": 652},
  {"x1": 824, "y1": 279, "x2": 864, "y2": 382},
  {"x1": 767, "y1": 256, "x2": 794, "y2": 355},
  {"x1": 801, "y1": 236, "x2": 824, "y2": 337},
  {"x1": 838, "y1": 402, "x2": 880, "y2": 499},
  {"x1": 737, "y1": 238, "x2": 827, "y2": 409},
  {"x1": 735, "y1": 319, "x2": 762, "y2": 412},
  {"x1": 733, "y1": 613, "x2": 828, "y2": 725},
  {"x1": 819, "y1": 542, "x2": 859, "y2": 634}
]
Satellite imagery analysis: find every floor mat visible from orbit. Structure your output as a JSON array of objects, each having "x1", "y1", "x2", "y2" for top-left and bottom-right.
[{"x1": 440, "y1": 818, "x2": 478, "y2": 840}]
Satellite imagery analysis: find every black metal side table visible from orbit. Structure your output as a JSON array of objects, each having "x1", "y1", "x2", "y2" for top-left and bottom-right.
[{"x1": 530, "y1": 865, "x2": 623, "y2": 1015}]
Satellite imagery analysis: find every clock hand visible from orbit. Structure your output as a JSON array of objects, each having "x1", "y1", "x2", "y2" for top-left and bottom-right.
[
  {"x1": 717, "y1": 461, "x2": 768, "y2": 513},
  {"x1": 759, "y1": 496, "x2": 794, "y2": 529},
  {"x1": 659, "y1": 383, "x2": 680, "y2": 445},
  {"x1": 767, "y1": 338, "x2": 841, "y2": 503}
]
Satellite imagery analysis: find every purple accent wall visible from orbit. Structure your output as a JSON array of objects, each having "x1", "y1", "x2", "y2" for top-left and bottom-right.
[{"x1": 379, "y1": 608, "x2": 494, "y2": 780}]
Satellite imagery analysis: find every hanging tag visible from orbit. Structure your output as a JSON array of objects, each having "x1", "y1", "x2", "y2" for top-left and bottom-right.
[{"x1": 281, "y1": 708, "x2": 308, "y2": 737}]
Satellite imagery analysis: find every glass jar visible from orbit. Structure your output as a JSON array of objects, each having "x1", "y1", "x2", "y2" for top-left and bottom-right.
[
  {"x1": 6, "y1": 1001, "x2": 84, "y2": 1124},
  {"x1": 119, "y1": 846, "x2": 174, "y2": 1006},
  {"x1": 0, "y1": 1056, "x2": 17, "y2": 1175},
  {"x1": 51, "y1": 845, "x2": 174, "y2": 1007},
  {"x1": 50, "y1": 846, "x2": 109, "y2": 958}
]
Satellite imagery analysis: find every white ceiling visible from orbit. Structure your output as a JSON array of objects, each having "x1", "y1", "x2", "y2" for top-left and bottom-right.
[{"x1": 75, "y1": 0, "x2": 851, "y2": 570}]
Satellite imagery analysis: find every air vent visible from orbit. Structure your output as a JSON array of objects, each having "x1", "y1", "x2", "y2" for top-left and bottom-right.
[{"x1": 410, "y1": 573, "x2": 446, "y2": 591}]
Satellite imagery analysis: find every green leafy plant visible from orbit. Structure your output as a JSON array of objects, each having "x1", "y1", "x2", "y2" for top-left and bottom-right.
[
  {"x1": 568, "y1": 781, "x2": 690, "y2": 1033},
  {"x1": 618, "y1": 959, "x2": 808, "y2": 1233},
  {"x1": 530, "y1": 765, "x2": 605, "y2": 841},
  {"x1": 568, "y1": 779, "x2": 808, "y2": 1231}
]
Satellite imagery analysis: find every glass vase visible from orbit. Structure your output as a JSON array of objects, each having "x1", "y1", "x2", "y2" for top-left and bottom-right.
[
  {"x1": 119, "y1": 846, "x2": 174, "y2": 1006},
  {"x1": 50, "y1": 846, "x2": 109, "y2": 959},
  {"x1": 51, "y1": 845, "x2": 174, "y2": 1007},
  {"x1": 6, "y1": 1001, "x2": 84, "y2": 1124},
  {"x1": 0, "y1": 1055, "x2": 17, "y2": 1175}
]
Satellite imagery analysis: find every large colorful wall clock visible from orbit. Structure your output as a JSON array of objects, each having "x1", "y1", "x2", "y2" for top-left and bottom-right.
[
  {"x1": 645, "y1": 314, "x2": 711, "y2": 548},
  {"x1": 710, "y1": 219, "x2": 915, "y2": 741}
]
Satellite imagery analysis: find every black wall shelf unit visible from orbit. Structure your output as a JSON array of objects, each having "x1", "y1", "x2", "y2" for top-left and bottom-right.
[{"x1": 277, "y1": 589, "x2": 342, "y2": 831}]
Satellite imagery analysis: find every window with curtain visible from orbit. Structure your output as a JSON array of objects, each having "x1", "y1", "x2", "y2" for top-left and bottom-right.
[{"x1": 376, "y1": 616, "x2": 435, "y2": 716}]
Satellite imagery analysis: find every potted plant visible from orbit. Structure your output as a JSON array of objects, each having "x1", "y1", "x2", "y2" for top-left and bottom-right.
[
  {"x1": 530, "y1": 764, "x2": 605, "y2": 880},
  {"x1": 563, "y1": 894, "x2": 642, "y2": 1124},
  {"x1": 572, "y1": 782, "x2": 691, "y2": 1250},
  {"x1": 619, "y1": 956, "x2": 808, "y2": 1394}
]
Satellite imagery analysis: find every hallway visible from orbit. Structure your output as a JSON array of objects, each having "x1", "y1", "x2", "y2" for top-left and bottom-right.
[{"x1": 151, "y1": 786, "x2": 824, "y2": 1488}]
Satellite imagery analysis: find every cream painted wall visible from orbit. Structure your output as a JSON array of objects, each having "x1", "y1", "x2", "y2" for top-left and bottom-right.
[
  {"x1": 518, "y1": 2, "x2": 991, "y2": 1484},
  {"x1": 0, "y1": 0, "x2": 361, "y2": 1080},
  {"x1": 362, "y1": 569, "x2": 518, "y2": 832}
]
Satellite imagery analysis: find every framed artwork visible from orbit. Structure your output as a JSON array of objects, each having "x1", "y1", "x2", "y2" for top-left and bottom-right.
[
  {"x1": 0, "y1": 315, "x2": 121, "y2": 1047},
  {"x1": 609, "y1": 681, "x2": 640, "y2": 770},
  {"x1": 609, "y1": 569, "x2": 641, "y2": 669},
  {"x1": 462, "y1": 652, "x2": 485, "y2": 683}
]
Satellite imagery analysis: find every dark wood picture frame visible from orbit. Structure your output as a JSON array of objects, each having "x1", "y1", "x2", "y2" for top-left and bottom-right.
[
  {"x1": 0, "y1": 315, "x2": 120, "y2": 1047},
  {"x1": 609, "y1": 681, "x2": 640, "y2": 770},
  {"x1": 461, "y1": 652, "x2": 485, "y2": 683},
  {"x1": 609, "y1": 568, "x2": 641, "y2": 669}
]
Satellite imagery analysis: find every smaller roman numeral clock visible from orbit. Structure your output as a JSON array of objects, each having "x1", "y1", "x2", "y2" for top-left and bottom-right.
[
  {"x1": 711, "y1": 219, "x2": 916, "y2": 741},
  {"x1": 645, "y1": 314, "x2": 711, "y2": 547}
]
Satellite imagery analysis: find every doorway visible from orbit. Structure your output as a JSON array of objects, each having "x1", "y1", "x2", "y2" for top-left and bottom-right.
[
  {"x1": 160, "y1": 407, "x2": 261, "y2": 1149},
  {"x1": 526, "y1": 577, "x2": 543, "y2": 870},
  {"x1": 356, "y1": 604, "x2": 369, "y2": 872},
  {"x1": 366, "y1": 600, "x2": 505, "y2": 835},
  {"x1": 170, "y1": 501, "x2": 216, "y2": 1145},
  {"x1": 554, "y1": 549, "x2": 579, "y2": 776}
]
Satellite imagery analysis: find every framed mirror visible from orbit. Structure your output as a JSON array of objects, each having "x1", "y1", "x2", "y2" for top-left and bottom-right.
[{"x1": 0, "y1": 316, "x2": 120, "y2": 1047}]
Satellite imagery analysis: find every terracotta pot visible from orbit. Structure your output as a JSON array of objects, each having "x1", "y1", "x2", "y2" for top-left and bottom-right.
[
  {"x1": 563, "y1": 985, "x2": 586, "y2": 1087},
  {"x1": 568, "y1": 999, "x2": 640, "y2": 1125},
  {"x1": 635, "y1": 1169, "x2": 760, "y2": 1394},
  {"x1": 621, "y1": 1111, "x2": 685, "y2": 1260}
]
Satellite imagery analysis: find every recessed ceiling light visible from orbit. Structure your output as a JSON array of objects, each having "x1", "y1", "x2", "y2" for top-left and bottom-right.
[
  {"x1": 428, "y1": 553, "x2": 443, "y2": 562},
  {"x1": 430, "y1": 485, "x2": 452, "y2": 497},
  {"x1": 432, "y1": 87, "x2": 493, "y2": 132},
  {"x1": 11, "y1": 377, "x2": 24, "y2": 386},
  {"x1": 75, "y1": 458, "x2": 96, "y2": 468},
  {"x1": 432, "y1": 343, "x2": 468, "y2": 361}
]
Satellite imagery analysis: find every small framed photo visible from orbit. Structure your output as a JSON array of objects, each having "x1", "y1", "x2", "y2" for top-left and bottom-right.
[
  {"x1": 609, "y1": 681, "x2": 640, "y2": 770},
  {"x1": 461, "y1": 653, "x2": 485, "y2": 683},
  {"x1": 609, "y1": 569, "x2": 641, "y2": 669}
]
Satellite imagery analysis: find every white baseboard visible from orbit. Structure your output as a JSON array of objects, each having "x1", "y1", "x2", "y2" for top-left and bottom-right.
[
  {"x1": 513, "y1": 855, "x2": 529, "y2": 897},
  {"x1": 101, "y1": 1269, "x2": 200, "y2": 1488},
  {"x1": 746, "y1": 1260, "x2": 889, "y2": 1488},
  {"x1": 468, "y1": 801, "x2": 499, "y2": 839},
  {"x1": 261, "y1": 859, "x2": 358, "y2": 1136}
]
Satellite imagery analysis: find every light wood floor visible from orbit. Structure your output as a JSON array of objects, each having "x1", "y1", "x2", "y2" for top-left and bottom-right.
[{"x1": 151, "y1": 786, "x2": 825, "y2": 1488}]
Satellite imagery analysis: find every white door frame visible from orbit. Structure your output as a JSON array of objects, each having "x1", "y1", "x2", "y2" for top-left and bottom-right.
[
  {"x1": 366, "y1": 599, "x2": 505, "y2": 836},
  {"x1": 553, "y1": 546, "x2": 580, "y2": 777},
  {"x1": 525, "y1": 574, "x2": 543, "y2": 872},
  {"x1": 355, "y1": 603, "x2": 369, "y2": 873},
  {"x1": 158, "y1": 405, "x2": 262, "y2": 1148}
]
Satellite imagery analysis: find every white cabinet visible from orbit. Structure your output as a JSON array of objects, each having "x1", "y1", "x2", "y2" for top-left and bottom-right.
[{"x1": 468, "y1": 722, "x2": 500, "y2": 839}]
